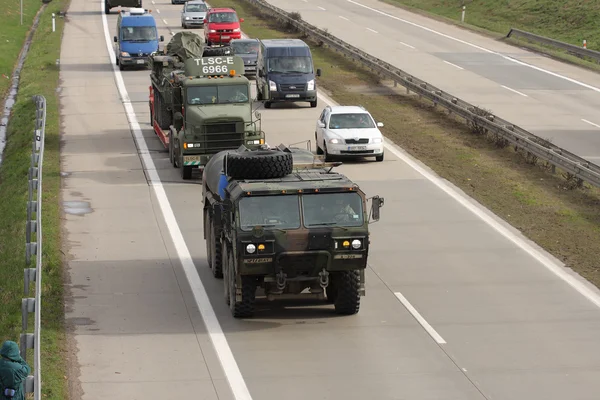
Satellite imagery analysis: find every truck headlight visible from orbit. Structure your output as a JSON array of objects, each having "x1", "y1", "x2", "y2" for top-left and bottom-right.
[
  {"x1": 246, "y1": 244, "x2": 256, "y2": 253},
  {"x1": 307, "y1": 79, "x2": 315, "y2": 91},
  {"x1": 183, "y1": 142, "x2": 201, "y2": 149},
  {"x1": 269, "y1": 80, "x2": 277, "y2": 91},
  {"x1": 372, "y1": 137, "x2": 382, "y2": 143},
  {"x1": 247, "y1": 139, "x2": 265, "y2": 145},
  {"x1": 351, "y1": 239, "x2": 361, "y2": 249},
  {"x1": 120, "y1": 52, "x2": 130, "y2": 57}
]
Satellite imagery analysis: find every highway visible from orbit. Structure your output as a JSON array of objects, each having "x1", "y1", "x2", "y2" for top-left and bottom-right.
[
  {"x1": 264, "y1": 0, "x2": 600, "y2": 163},
  {"x1": 60, "y1": 0, "x2": 600, "y2": 398}
]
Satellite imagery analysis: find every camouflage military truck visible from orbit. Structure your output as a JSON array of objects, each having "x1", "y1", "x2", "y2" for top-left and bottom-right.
[
  {"x1": 149, "y1": 31, "x2": 265, "y2": 179},
  {"x1": 202, "y1": 144, "x2": 385, "y2": 318}
]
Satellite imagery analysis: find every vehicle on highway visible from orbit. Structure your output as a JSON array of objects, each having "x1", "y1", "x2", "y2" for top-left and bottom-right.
[
  {"x1": 113, "y1": 8, "x2": 164, "y2": 71},
  {"x1": 256, "y1": 38, "x2": 321, "y2": 109},
  {"x1": 149, "y1": 32, "x2": 265, "y2": 180},
  {"x1": 104, "y1": 0, "x2": 141, "y2": 14},
  {"x1": 180, "y1": 0, "x2": 208, "y2": 29},
  {"x1": 315, "y1": 105, "x2": 385, "y2": 162},
  {"x1": 203, "y1": 7, "x2": 244, "y2": 46},
  {"x1": 230, "y1": 38, "x2": 259, "y2": 76},
  {"x1": 202, "y1": 143, "x2": 385, "y2": 318},
  {"x1": 171, "y1": 0, "x2": 185, "y2": 4}
]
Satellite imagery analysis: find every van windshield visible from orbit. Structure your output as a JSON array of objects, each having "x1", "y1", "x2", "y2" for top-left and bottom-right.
[
  {"x1": 267, "y1": 56, "x2": 312, "y2": 74},
  {"x1": 187, "y1": 84, "x2": 249, "y2": 105},
  {"x1": 121, "y1": 26, "x2": 157, "y2": 42},
  {"x1": 208, "y1": 12, "x2": 238, "y2": 23}
]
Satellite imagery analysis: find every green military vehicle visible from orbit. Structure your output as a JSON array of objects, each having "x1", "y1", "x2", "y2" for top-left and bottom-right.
[
  {"x1": 202, "y1": 144, "x2": 385, "y2": 318},
  {"x1": 149, "y1": 32, "x2": 265, "y2": 179}
]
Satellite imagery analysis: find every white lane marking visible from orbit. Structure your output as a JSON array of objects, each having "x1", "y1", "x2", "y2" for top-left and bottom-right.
[
  {"x1": 500, "y1": 85, "x2": 528, "y2": 97},
  {"x1": 162, "y1": 18, "x2": 168, "y2": 24},
  {"x1": 318, "y1": 6, "x2": 326, "y2": 10},
  {"x1": 443, "y1": 60, "x2": 463, "y2": 70},
  {"x1": 366, "y1": 28, "x2": 378, "y2": 33},
  {"x1": 151, "y1": 0, "x2": 155, "y2": 3},
  {"x1": 315, "y1": 91, "x2": 600, "y2": 311},
  {"x1": 399, "y1": 41, "x2": 415, "y2": 49},
  {"x1": 582, "y1": 119, "x2": 600, "y2": 129},
  {"x1": 156, "y1": 8, "x2": 160, "y2": 13},
  {"x1": 347, "y1": 0, "x2": 600, "y2": 94},
  {"x1": 394, "y1": 292, "x2": 446, "y2": 344},
  {"x1": 100, "y1": 4, "x2": 254, "y2": 400},
  {"x1": 339, "y1": 15, "x2": 349, "y2": 21}
]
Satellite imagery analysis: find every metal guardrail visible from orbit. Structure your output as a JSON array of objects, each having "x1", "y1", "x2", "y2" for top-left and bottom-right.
[
  {"x1": 506, "y1": 28, "x2": 600, "y2": 64},
  {"x1": 20, "y1": 95, "x2": 46, "y2": 399},
  {"x1": 245, "y1": 0, "x2": 600, "y2": 188}
]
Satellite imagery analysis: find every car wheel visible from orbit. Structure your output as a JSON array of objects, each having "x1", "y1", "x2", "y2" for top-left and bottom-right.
[
  {"x1": 375, "y1": 152, "x2": 384, "y2": 162},
  {"x1": 324, "y1": 142, "x2": 332, "y2": 162},
  {"x1": 315, "y1": 133, "x2": 323, "y2": 154}
]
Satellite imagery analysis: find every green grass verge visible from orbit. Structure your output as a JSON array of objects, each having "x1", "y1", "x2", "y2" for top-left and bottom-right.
[
  {"x1": 377, "y1": 0, "x2": 600, "y2": 72},
  {"x1": 205, "y1": 0, "x2": 600, "y2": 287},
  {"x1": 0, "y1": 0, "x2": 44, "y2": 99},
  {"x1": 0, "y1": 0, "x2": 70, "y2": 398}
]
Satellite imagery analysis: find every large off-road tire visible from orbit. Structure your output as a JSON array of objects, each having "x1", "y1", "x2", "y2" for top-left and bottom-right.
[
  {"x1": 225, "y1": 149, "x2": 293, "y2": 180},
  {"x1": 210, "y1": 220, "x2": 223, "y2": 278},
  {"x1": 228, "y1": 264, "x2": 256, "y2": 318},
  {"x1": 223, "y1": 244, "x2": 231, "y2": 305},
  {"x1": 181, "y1": 165, "x2": 192, "y2": 180},
  {"x1": 332, "y1": 270, "x2": 361, "y2": 315},
  {"x1": 205, "y1": 211, "x2": 212, "y2": 269},
  {"x1": 104, "y1": 0, "x2": 110, "y2": 14}
]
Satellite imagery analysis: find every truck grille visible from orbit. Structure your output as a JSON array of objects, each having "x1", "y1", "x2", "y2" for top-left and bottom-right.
[
  {"x1": 277, "y1": 254, "x2": 328, "y2": 279},
  {"x1": 204, "y1": 123, "x2": 244, "y2": 151},
  {"x1": 280, "y1": 83, "x2": 306, "y2": 92},
  {"x1": 345, "y1": 138, "x2": 369, "y2": 144}
]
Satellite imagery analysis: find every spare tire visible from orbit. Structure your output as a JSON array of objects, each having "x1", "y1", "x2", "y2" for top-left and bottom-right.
[{"x1": 225, "y1": 150, "x2": 293, "y2": 179}]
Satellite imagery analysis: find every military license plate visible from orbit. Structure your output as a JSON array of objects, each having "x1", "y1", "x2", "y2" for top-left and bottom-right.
[
  {"x1": 349, "y1": 146, "x2": 367, "y2": 151},
  {"x1": 286, "y1": 94, "x2": 300, "y2": 98},
  {"x1": 136, "y1": 59, "x2": 145, "y2": 64},
  {"x1": 246, "y1": 66, "x2": 255, "y2": 70},
  {"x1": 184, "y1": 155, "x2": 201, "y2": 162}
]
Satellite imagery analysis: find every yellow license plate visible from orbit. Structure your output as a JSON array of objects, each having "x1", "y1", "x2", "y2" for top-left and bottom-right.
[{"x1": 184, "y1": 156, "x2": 201, "y2": 162}]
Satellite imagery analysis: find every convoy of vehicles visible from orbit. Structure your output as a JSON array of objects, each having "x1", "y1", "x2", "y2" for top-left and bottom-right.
[
  {"x1": 148, "y1": 32, "x2": 265, "y2": 179},
  {"x1": 180, "y1": 0, "x2": 208, "y2": 29},
  {"x1": 202, "y1": 144, "x2": 384, "y2": 318},
  {"x1": 256, "y1": 38, "x2": 321, "y2": 109},
  {"x1": 113, "y1": 8, "x2": 164, "y2": 70},
  {"x1": 203, "y1": 7, "x2": 244, "y2": 46}
]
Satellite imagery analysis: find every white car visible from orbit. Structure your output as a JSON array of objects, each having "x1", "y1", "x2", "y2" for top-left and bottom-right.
[{"x1": 315, "y1": 105, "x2": 384, "y2": 162}]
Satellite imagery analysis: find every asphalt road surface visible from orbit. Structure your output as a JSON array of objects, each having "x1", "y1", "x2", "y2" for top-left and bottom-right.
[
  {"x1": 60, "y1": 0, "x2": 600, "y2": 398},
  {"x1": 264, "y1": 0, "x2": 600, "y2": 163}
]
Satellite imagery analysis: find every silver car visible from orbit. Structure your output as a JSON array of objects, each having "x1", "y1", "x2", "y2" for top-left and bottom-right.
[{"x1": 181, "y1": 0, "x2": 208, "y2": 29}]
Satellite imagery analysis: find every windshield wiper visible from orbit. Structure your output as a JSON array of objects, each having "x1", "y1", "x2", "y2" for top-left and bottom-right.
[
  {"x1": 246, "y1": 224, "x2": 287, "y2": 233},
  {"x1": 307, "y1": 222, "x2": 349, "y2": 230}
]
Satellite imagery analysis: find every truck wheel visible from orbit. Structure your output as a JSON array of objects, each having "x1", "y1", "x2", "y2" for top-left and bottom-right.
[
  {"x1": 210, "y1": 221, "x2": 223, "y2": 278},
  {"x1": 181, "y1": 165, "x2": 192, "y2": 180},
  {"x1": 228, "y1": 272, "x2": 256, "y2": 318},
  {"x1": 225, "y1": 149, "x2": 293, "y2": 179},
  {"x1": 104, "y1": 0, "x2": 110, "y2": 14},
  {"x1": 205, "y1": 212, "x2": 213, "y2": 269},
  {"x1": 223, "y1": 244, "x2": 231, "y2": 305},
  {"x1": 332, "y1": 270, "x2": 361, "y2": 315},
  {"x1": 264, "y1": 101, "x2": 271, "y2": 109}
]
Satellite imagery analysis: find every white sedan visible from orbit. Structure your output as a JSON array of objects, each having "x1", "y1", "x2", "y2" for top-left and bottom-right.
[{"x1": 315, "y1": 105, "x2": 384, "y2": 162}]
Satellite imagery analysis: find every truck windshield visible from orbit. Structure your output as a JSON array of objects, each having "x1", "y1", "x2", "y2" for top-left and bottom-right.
[
  {"x1": 187, "y1": 85, "x2": 249, "y2": 105},
  {"x1": 121, "y1": 26, "x2": 157, "y2": 42},
  {"x1": 239, "y1": 195, "x2": 301, "y2": 231},
  {"x1": 302, "y1": 192, "x2": 363, "y2": 227},
  {"x1": 186, "y1": 3, "x2": 207, "y2": 11},
  {"x1": 328, "y1": 113, "x2": 375, "y2": 129},
  {"x1": 267, "y1": 56, "x2": 312, "y2": 74},
  {"x1": 208, "y1": 12, "x2": 238, "y2": 23}
]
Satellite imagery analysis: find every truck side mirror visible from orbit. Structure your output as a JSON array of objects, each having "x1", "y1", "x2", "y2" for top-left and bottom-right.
[
  {"x1": 240, "y1": 17, "x2": 244, "y2": 22},
  {"x1": 113, "y1": 36, "x2": 117, "y2": 42},
  {"x1": 160, "y1": 35, "x2": 164, "y2": 42},
  {"x1": 370, "y1": 195, "x2": 384, "y2": 222},
  {"x1": 316, "y1": 68, "x2": 322, "y2": 77},
  {"x1": 173, "y1": 112, "x2": 183, "y2": 131}
]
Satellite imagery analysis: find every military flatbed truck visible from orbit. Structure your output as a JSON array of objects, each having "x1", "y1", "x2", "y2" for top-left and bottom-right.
[
  {"x1": 201, "y1": 144, "x2": 385, "y2": 318},
  {"x1": 149, "y1": 32, "x2": 265, "y2": 179}
]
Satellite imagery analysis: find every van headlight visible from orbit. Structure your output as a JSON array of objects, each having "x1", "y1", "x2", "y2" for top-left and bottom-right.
[
  {"x1": 120, "y1": 52, "x2": 130, "y2": 57},
  {"x1": 246, "y1": 244, "x2": 256, "y2": 253},
  {"x1": 351, "y1": 239, "x2": 361, "y2": 249},
  {"x1": 233, "y1": 28, "x2": 240, "y2": 32},
  {"x1": 307, "y1": 79, "x2": 315, "y2": 91},
  {"x1": 269, "y1": 80, "x2": 277, "y2": 91},
  {"x1": 372, "y1": 137, "x2": 382, "y2": 143}
]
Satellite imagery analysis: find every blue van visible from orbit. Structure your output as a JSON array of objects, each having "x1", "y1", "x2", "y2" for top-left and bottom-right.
[{"x1": 113, "y1": 8, "x2": 164, "y2": 70}]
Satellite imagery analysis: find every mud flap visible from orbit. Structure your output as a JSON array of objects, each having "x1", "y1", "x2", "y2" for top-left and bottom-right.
[{"x1": 359, "y1": 269, "x2": 366, "y2": 296}]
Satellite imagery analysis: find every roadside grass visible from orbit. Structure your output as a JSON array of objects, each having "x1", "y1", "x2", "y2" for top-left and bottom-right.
[
  {"x1": 0, "y1": 0, "x2": 43, "y2": 99},
  {"x1": 378, "y1": 0, "x2": 600, "y2": 73},
  {"x1": 206, "y1": 0, "x2": 600, "y2": 287},
  {"x1": 0, "y1": 0, "x2": 70, "y2": 398}
]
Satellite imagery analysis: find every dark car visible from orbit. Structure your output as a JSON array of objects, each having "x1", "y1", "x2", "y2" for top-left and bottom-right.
[{"x1": 230, "y1": 38, "x2": 259, "y2": 76}]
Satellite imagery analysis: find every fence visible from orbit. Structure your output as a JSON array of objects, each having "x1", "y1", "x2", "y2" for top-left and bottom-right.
[
  {"x1": 244, "y1": 0, "x2": 600, "y2": 188},
  {"x1": 506, "y1": 28, "x2": 600, "y2": 64},
  {"x1": 21, "y1": 95, "x2": 46, "y2": 399}
]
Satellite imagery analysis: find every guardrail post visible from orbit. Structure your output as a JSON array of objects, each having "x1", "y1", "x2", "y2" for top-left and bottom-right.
[
  {"x1": 25, "y1": 375, "x2": 34, "y2": 394},
  {"x1": 24, "y1": 268, "x2": 36, "y2": 296},
  {"x1": 583, "y1": 39, "x2": 587, "y2": 49},
  {"x1": 461, "y1": 6, "x2": 466, "y2": 23},
  {"x1": 52, "y1": 13, "x2": 55, "y2": 32}
]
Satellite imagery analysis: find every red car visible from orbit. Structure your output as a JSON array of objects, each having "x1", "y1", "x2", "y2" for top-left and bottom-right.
[{"x1": 203, "y1": 8, "x2": 244, "y2": 45}]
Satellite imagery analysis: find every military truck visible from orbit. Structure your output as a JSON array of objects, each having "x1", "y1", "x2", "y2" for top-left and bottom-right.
[
  {"x1": 149, "y1": 32, "x2": 265, "y2": 179},
  {"x1": 201, "y1": 144, "x2": 385, "y2": 318}
]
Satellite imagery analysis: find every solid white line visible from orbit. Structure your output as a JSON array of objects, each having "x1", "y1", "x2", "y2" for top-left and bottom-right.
[
  {"x1": 347, "y1": 0, "x2": 600, "y2": 94},
  {"x1": 315, "y1": 89, "x2": 600, "y2": 311},
  {"x1": 151, "y1": 0, "x2": 155, "y2": 3},
  {"x1": 156, "y1": 8, "x2": 160, "y2": 13},
  {"x1": 366, "y1": 28, "x2": 378, "y2": 33},
  {"x1": 582, "y1": 119, "x2": 600, "y2": 129},
  {"x1": 398, "y1": 41, "x2": 414, "y2": 49},
  {"x1": 100, "y1": 4, "x2": 254, "y2": 400},
  {"x1": 339, "y1": 15, "x2": 349, "y2": 21},
  {"x1": 500, "y1": 85, "x2": 528, "y2": 97},
  {"x1": 443, "y1": 60, "x2": 463, "y2": 70},
  {"x1": 318, "y1": 6, "x2": 326, "y2": 10},
  {"x1": 162, "y1": 18, "x2": 168, "y2": 24},
  {"x1": 394, "y1": 292, "x2": 446, "y2": 344}
]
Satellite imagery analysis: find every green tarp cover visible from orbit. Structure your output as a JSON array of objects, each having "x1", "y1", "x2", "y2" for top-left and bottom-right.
[{"x1": 166, "y1": 31, "x2": 205, "y2": 60}]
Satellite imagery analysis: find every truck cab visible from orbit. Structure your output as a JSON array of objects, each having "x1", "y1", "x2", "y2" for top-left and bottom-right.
[
  {"x1": 256, "y1": 39, "x2": 322, "y2": 109},
  {"x1": 203, "y1": 7, "x2": 244, "y2": 46},
  {"x1": 113, "y1": 8, "x2": 164, "y2": 70}
]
